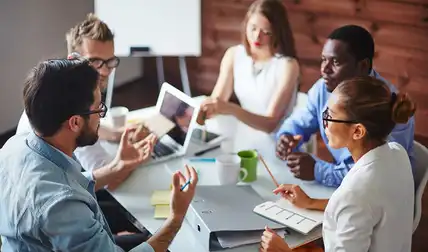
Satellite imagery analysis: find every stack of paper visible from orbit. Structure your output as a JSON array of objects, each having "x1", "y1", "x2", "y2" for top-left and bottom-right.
[
  {"x1": 216, "y1": 229, "x2": 288, "y2": 249},
  {"x1": 150, "y1": 190, "x2": 171, "y2": 219}
]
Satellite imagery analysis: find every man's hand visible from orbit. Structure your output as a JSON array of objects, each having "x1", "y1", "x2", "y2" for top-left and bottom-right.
[
  {"x1": 276, "y1": 134, "x2": 302, "y2": 160},
  {"x1": 146, "y1": 165, "x2": 199, "y2": 252},
  {"x1": 260, "y1": 226, "x2": 292, "y2": 252},
  {"x1": 170, "y1": 165, "x2": 199, "y2": 220},
  {"x1": 107, "y1": 128, "x2": 156, "y2": 190},
  {"x1": 129, "y1": 123, "x2": 152, "y2": 143},
  {"x1": 273, "y1": 184, "x2": 313, "y2": 209},
  {"x1": 286, "y1": 152, "x2": 315, "y2": 181}
]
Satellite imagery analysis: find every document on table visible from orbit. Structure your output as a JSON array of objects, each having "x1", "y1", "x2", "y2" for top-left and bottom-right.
[{"x1": 215, "y1": 229, "x2": 288, "y2": 248}]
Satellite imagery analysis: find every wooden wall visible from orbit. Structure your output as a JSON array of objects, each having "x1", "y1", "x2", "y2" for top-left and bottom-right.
[{"x1": 146, "y1": 0, "x2": 428, "y2": 137}]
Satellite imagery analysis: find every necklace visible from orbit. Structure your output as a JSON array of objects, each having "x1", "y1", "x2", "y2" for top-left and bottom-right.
[{"x1": 252, "y1": 61, "x2": 265, "y2": 76}]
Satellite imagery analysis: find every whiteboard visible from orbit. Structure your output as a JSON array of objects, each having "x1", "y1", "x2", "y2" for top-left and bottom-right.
[{"x1": 95, "y1": 0, "x2": 201, "y2": 57}]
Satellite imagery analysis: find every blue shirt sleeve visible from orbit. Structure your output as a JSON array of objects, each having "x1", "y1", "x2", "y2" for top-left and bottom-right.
[
  {"x1": 312, "y1": 154, "x2": 355, "y2": 188},
  {"x1": 276, "y1": 82, "x2": 321, "y2": 146},
  {"x1": 39, "y1": 190, "x2": 154, "y2": 252}
]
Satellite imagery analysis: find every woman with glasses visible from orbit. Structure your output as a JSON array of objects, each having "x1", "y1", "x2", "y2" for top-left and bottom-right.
[
  {"x1": 198, "y1": 0, "x2": 299, "y2": 134},
  {"x1": 259, "y1": 76, "x2": 416, "y2": 252}
]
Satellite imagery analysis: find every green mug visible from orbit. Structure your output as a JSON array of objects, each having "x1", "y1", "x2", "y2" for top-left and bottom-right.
[{"x1": 238, "y1": 150, "x2": 258, "y2": 182}]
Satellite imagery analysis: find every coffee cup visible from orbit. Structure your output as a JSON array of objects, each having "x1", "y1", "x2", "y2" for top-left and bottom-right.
[
  {"x1": 109, "y1": 106, "x2": 129, "y2": 128},
  {"x1": 237, "y1": 150, "x2": 258, "y2": 182},
  {"x1": 216, "y1": 154, "x2": 248, "y2": 185}
]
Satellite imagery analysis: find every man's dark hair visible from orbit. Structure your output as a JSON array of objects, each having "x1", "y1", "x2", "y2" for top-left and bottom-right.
[
  {"x1": 23, "y1": 59, "x2": 99, "y2": 137},
  {"x1": 328, "y1": 25, "x2": 375, "y2": 70}
]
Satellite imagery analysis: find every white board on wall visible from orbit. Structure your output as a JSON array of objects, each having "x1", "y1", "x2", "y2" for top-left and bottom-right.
[{"x1": 94, "y1": 0, "x2": 201, "y2": 57}]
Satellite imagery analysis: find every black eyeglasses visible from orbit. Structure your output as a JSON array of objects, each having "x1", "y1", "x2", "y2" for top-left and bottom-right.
[
  {"x1": 78, "y1": 102, "x2": 108, "y2": 118},
  {"x1": 88, "y1": 56, "x2": 120, "y2": 69},
  {"x1": 322, "y1": 108, "x2": 358, "y2": 129}
]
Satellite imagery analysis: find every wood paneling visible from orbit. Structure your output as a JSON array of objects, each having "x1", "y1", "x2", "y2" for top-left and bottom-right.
[
  {"x1": 186, "y1": 0, "x2": 428, "y2": 138},
  {"x1": 144, "y1": 0, "x2": 428, "y2": 139}
]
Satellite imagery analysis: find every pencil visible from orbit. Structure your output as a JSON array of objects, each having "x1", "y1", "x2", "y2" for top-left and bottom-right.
[{"x1": 259, "y1": 155, "x2": 279, "y2": 188}]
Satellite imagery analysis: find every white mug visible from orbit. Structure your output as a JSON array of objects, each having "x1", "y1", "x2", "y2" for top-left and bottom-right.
[
  {"x1": 216, "y1": 154, "x2": 248, "y2": 185},
  {"x1": 108, "y1": 106, "x2": 129, "y2": 128}
]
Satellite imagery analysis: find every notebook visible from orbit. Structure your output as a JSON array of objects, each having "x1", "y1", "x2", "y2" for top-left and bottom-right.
[{"x1": 253, "y1": 199, "x2": 324, "y2": 235}]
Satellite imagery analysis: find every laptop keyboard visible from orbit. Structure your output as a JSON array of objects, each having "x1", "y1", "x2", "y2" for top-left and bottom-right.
[{"x1": 153, "y1": 142, "x2": 175, "y2": 158}]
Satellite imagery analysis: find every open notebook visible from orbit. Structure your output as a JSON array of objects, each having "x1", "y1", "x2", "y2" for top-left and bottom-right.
[{"x1": 253, "y1": 199, "x2": 324, "y2": 235}]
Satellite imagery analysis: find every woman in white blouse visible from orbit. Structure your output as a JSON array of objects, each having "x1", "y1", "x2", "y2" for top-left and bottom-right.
[
  {"x1": 199, "y1": 0, "x2": 300, "y2": 133},
  {"x1": 260, "y1": 76, "x2": 416, "y2": 252}
]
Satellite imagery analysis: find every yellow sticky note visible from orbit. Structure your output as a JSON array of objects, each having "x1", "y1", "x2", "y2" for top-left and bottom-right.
[
  {"x1": 150, "y1": 190, "x2": 171, "y2": 206},
  {"x1": 154, "y1": 205, "x2": 170, "y2": 219}
]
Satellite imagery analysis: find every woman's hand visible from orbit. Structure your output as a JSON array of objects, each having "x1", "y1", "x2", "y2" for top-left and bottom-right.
[
  {"x1": 200, "y1": 97, "x2": 231, "y2": 118},
  {"x1": 260, "y1": 226, "x2": 292, "y2": 252},
  {"x1": 273, "y1": 184, "x2": 313, "y2": 209}
]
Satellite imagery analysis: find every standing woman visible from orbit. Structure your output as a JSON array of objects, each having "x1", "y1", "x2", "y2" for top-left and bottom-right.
[
  {"x1": 260, "y1": 76, "x2": 416, "y2": 252},
  {"x1": 200, "y1": 0, "x2": 300, "y2": 133}
]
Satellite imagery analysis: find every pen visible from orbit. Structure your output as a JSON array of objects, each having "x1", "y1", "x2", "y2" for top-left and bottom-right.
[
  {"x1": 188, "y1": 158, "x2": 216, "y2": 162},
  {"x1": 194, "y1": 145, "x2": 220, "y2": 156},
  {"x1": 180, "y1": 179, "x2": 191, "y2": 191}
]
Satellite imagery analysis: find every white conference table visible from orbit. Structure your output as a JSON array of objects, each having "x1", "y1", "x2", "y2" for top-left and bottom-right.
[{"x1": 102, "y1": 96, "x2": 335, "y2": 251}]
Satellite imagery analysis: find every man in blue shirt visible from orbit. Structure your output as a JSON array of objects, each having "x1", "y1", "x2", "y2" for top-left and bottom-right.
[
  {"x1": 275, "y1": 25, "x2": 415, "y2": 188},
  {"x1": 0, "y1": 59, "x2": 198, "y2": 252}
]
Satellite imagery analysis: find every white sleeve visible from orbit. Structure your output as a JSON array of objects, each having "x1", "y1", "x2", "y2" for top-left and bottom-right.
[
  {"x1": 74, "y1": 141, "x2": 115, "y2": 171},
  {"x1": 325, "y1": 190, "x2": 376, "y2": 252},
  {"x1": 16, "y1": 111, "x2": 32, "y2": 135}
]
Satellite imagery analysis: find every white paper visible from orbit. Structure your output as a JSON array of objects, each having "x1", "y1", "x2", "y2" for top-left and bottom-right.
[
  {"x1": 141, "y1": 113, "x2": 175, "y2": 138},
  {"x1": 216, "y1": 229, "x2": 287, "y2": 249}
]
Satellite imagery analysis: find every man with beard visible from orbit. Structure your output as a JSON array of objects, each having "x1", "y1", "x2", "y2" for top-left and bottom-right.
[
  {"x1": 14, "y1": 14, "x2": 155, "y2": 250},
  {"x1": 0, "y1": 59, "x2": 198, "y2": 252},
  {"x1": 275, "y1": 25, "x2": 415, "y2": 188}
]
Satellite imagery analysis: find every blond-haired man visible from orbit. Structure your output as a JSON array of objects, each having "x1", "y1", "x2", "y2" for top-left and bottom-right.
[{"x1": 16, "y1": 14, "x2": 154, "y2": 251}]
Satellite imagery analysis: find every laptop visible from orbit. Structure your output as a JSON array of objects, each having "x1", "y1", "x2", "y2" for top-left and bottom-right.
[{"x1": 145, "y1": 82, "x2": 200, "y2": 163}]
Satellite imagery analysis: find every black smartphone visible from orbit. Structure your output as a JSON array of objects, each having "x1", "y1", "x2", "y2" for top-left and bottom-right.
[{"x1": 192, "y1": 128, "x2": 220, "y2": 143}]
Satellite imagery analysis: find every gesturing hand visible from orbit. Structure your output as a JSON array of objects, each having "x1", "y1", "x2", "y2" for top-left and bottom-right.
[
  {"x1": 170, "y1": 165, "x2": 199, "y2": 220},
  {"x1": 107, "y1": 128, "x2": 156, "y2": 191},
  {"x1": 115, "y1": 128, "x2": 154, "y2": 169},
  {"x1": 286, "y1": 152, "x2": 315, "y2": 181},
  {"x1": 276, "y1": 134, "x2": 302, "y2": 160}
]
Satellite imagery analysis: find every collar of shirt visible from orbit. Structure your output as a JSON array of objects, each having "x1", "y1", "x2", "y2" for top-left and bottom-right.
[
  {"x1": 351, "y1": 143, "x2": 390, "y2": 173},
  {"x1": 26, "y1": 131, "x2": 95, "y2": 192}
]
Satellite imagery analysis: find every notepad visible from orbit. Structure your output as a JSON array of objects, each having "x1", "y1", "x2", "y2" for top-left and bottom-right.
[
  {"x1": 154, "y1": 205, "x2": 170, "y2": 219},
  {"x1": 150, "y1": 190, "x2": 171, "y2": 205}
]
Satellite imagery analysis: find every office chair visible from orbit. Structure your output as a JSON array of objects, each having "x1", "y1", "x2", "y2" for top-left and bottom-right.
[{"x1": 412, "y1": 140, "x2": 428, "y2": 233}]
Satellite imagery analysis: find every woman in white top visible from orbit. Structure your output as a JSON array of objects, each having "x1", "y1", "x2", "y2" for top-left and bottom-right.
[
  {"x1": 260, "y1": 76, "x2": 416, "y2": 252},
  {"x1": 199, "y1": 0, "x2": 300, "y2": 133}
]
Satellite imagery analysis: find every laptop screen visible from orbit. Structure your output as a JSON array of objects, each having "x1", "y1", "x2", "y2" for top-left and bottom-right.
[{"x1": 159, "y1": 91, "x2": 195, "y2": 146}]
